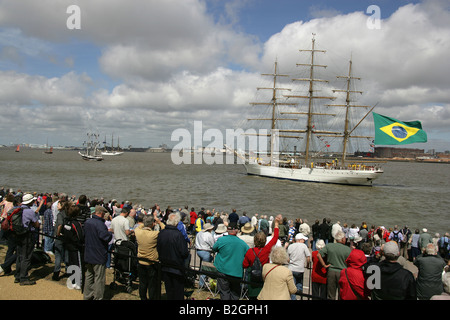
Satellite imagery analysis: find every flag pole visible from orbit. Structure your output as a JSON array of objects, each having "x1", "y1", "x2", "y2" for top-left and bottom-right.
[{"x1": 348, "y1": 102, "x2": 378, "y2": 136}]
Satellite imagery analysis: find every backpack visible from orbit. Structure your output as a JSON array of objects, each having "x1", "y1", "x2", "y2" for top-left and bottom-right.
[
  {"x1": 392, "y1": 230, "x2": 400, "y2": 242},
  {"x1": 250, "y1": 248, "x2": 263, "y2": 284},
  {"x1": 1, "y1": 207, "x2": 28, "y2": 235},
  {"x1": 61, "y1": 217, "x2": 84, "y2": 251}
]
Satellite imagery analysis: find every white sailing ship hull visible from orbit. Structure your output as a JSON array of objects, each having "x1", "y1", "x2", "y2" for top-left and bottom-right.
[
  {"x1": 244, "y1": 162, "x2": 382, "y2": 186},
  {"x1": 79, "y1": 151, "x2": 104, "y2": 161},
  {"x1": 101, "y1": 151, "x2": 124, "y2": 156}
]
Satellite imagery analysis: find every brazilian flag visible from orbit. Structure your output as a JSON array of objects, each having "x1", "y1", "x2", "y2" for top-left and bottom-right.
[{"x1": 373, "y1": 112, "x2": 427, "y2": 145}]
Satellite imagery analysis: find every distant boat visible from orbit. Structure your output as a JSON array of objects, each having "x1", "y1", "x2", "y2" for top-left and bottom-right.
[
  {"x1": 102, "y1": 134, "x2": 124, "y2": 156},
  {"x1": 44, "y1": 139, "x2": 53, "y2": 154},
  {"x1": 15, "y1": 145, "x2": 20, "y2": 152},
  {"x1": 79, "y1": 133, "x2": 104, "y2": 161}
]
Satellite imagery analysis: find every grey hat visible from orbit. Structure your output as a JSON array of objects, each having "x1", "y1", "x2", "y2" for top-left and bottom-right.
[{"x1": 383, "y1": 241, "x2": 399, "y2": 256}]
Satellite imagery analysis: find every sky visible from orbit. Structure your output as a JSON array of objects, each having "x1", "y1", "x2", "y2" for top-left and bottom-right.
[{"x1": 0, "y1": 0, "x2": 449, "y2": 152}]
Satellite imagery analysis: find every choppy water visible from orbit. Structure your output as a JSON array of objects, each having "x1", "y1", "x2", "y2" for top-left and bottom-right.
[{"x1": 1, "y1": 148, "x2": 449, "y2": 235}]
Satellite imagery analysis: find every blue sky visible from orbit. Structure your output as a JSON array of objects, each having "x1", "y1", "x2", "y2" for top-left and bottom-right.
[{"x1": 0, "y1": 0, "x2": 449, "y2": 152}]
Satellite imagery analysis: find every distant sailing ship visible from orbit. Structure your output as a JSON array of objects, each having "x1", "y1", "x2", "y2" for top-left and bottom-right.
[
  {"x1": 44, "y1": 139, "x2": 53, "y2": 154},
  {"x1": 79, "y1": 133, "x2": 104, "y2": 161},
  {"x1": 102, "y1": 134, "x2": 124, "y2": 156},
  {"x1": 228, "y1": 35, "x2": 383, "y2": 186}
]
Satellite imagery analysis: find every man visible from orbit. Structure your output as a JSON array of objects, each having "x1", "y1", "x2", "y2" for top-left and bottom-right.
[
  {"x1": 195, "y1": 222, "x2": 215, "y2": 288},
  {"x1": 157, "y1": 213, "x2": 189, "y2": 300},
  {"x1": 419, "y1": 228, "x2": 432, "y2": 253},
  {"x1": 228, "y1": 208, "x2": 239, "y2": 229},
  {"x1": 370, "y1": 241, "x2": 416, "y2": 300},
  {"x1": 238, "y1": 212, "x2": 251, "y2": 230},
  {"x1": 238, "y1": 222, "x2": 254, "y2": 248},
  {"x1": 317, "y1": 230, "x2": 351, "y2": 300},
  {"x1": 400, "y1": 225, "x2": 412, "y2": 259},
  {"x1": 331, "y1": 221, "x2": 342, "y2": 242},
  {"x1": 298, "y1": 219, "x2": 311, "y2": 248},
  {"x1": 414, "y1": 243, "x2": 447, "y2": 300},
  {"x1": 110, "y1": 206, "x2": 132, "y2": 242},
  {"x1": 259, "y1": 215, "x2": 269, "y2": 236},
  {"x1": 134, "y1": 214, "x2": 165, "y2": 300},
  {"x1": 83, "y1": 205, "x2": 112, "y2": 300},
  {"x1": 76, "y1": 194, "x2": 91, "y2": 225},
  {"x1": 287, "y1": 233, "x2": 311, "y2": 299},
  {"x1": 212, "y1": 226, "x2": 249, "y2": 300},
  {"x1": 15, "y1": 193, "x2": 41, "y2": 285}
]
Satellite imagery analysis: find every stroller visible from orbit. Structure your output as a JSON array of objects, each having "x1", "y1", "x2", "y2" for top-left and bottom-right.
[{"x1": 110, "y1": 239, "x2": 138, "y2": 293}]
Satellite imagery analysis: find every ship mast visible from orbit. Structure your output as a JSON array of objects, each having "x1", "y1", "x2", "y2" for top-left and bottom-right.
[
  {"x1": 326, "y1": 58, "x2": 373, "y2": 166},
  {"x1": 285, "y1": 35, "x2": 336, "y2": 165},
  {"x1": 248, "y1": 61, "x2": 298, "y2": 166}
]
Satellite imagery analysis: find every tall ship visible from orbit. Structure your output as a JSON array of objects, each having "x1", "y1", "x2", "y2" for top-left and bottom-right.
[
  {"x1": 102, "y1": 134, "x2": 124, "y2": 156},
  {"x1": 79, "y1": 133, "x2": 104, "y2": 161},
  {"x1": 230, "y1": 35, "x2": 383, "y2": 186}
]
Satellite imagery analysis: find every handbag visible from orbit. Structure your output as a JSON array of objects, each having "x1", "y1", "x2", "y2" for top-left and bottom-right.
[{"x1": 344, "y1": 269, "x2": 365, "y2": 300}]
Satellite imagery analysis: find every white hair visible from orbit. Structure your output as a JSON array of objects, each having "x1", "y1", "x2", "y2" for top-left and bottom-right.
[{"x1": 166, "y1": 212, "x2": 181, "y2": 226}]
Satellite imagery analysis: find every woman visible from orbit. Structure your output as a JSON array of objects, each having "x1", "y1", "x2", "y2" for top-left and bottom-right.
[
  {"x1": 311, "y1": 239, "x2": 327, "y2": 300},
  {"x1": 61, "y1": 205, "x2": 84, "y2": 289},
  {"x1": 257, "y1": 246, "x2": 297, "y2": 300},
  {"x1": 338, "y1": 249, "x2": 370, "y2": 300},
  {"x1": 243, "y1": 215, "x2": 281, "y2": 299}
]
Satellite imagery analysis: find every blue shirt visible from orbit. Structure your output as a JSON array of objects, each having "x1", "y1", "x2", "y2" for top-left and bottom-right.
[{"x1": 21, "y1": 205, "x2": 38, "y2": 231}]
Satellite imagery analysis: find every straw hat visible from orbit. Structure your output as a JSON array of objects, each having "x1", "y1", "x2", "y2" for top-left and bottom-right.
[
  {"x1": 215, "y1": 224, "x2": 227, "y2": 234},
  {"x1": 240, "y1": 222, "x2": 254, "y2": 234}
]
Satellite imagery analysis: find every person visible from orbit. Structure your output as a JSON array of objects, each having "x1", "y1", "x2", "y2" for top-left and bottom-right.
[
  {"x1": 83, "y1": 205, "x2": 113, "y2": 300},
  {"x1": 338, "y1": 249, "x2": 370, "y2": 300},
  {"x1": 311, "y1": 220, "x2": 321, "y2": 251},
  {"x1": 370, "y1": 241, "x2": 416, "y2": 300},
  {"x1": 189, "y1": 208, "x2": 197, "y2": 234},
  {"x1": 298, "y1": 219, "x2": 310, "y2": 248},
  {"x1": 400, "y1": 225, "x2": 412, "y2": 260},
  {"x1": 238, "y1": 222, "x2": 255, "y2": 248},
  {"x1": 348, "y1": 224, "x2": 360, "y2": 247},
  {"x1": 331, "y1": 221, "x2": 342, "y2": 243},
  {"x1": 250, "y1": 213, "x2": 258, "y2": 231},
  {"x1": 14, "y1": 194, "x2": 40, "y2": 285},
  {"x1": 242, "y1": 215, "x2": 281, "y2": 299},
  {"x1": 212, "y1": 226, "x2": 249, "y2": 300},
  {"x1": 157, "y1": 212, "x2": 190, "y2": 300},
  {"x1": 76, "y1": 194, "x2": 91, "y2": 225},
  {"x1": 317, "y1": 230, "x2": 351, "y2": 300},
  {"x1": 61, "y1": 205, "x2": 84, "y2": 290},
  {"x1": 430, "y1": 263, "x2": 450, "y2": 300},
  {"x1": 53, "y1": 199, "x2": 70, "y2": 281},
  {"x1": 228, "y1": 208, "x2": 239, "y2": 229},
  {"x1": 438, "y1": 232, "x2": 449, "y2": 259},
  {"x1": 0, "y1": 195, "x2": 21, "y2": 275},
  {"x1": 104, "y1": 212, "x2": 114, "y2": 269},
  {"x1": 319, "y1": 218, "x2": 330, "y2": 244},
  {"x1": 389, "y1": 225, "x2": 403, "y2": 246},
  {"x1": 410, "y1": 229, "x2": 421, "y2": 261},
  {"x1": 194, "y1": 212, "x2": 205, "y2": 235},
  {"x1": 259, "y1": 215, "x2": 269, "y2": 236},
  {"x1": 287, "y1": 233, "x2": 311, "y2": 300},
  {"x1": 134, "y1": 214, "x2": 165, "y2": 300},
  {"x1": 414, "y1": 243, "x2": 447, "y2": 300},
  {"x1": 238, "y1": 212, "x2": 251, "y2": 230},
  {"x1": 418, "y1": 228, "x2": 432, "y2": 253},
  {"x1": 195, "y1": 222, "x2": 215, "y2": 288},
  {"x1": 257, "y1": 246, "x2": 297, "y2": 300},
  {"x1": 110, "y1": 206, "x2": 132, "y2": 242},
  {"x1": 41, "y1": 200, "x2": 54, "y2": 255},
  {"x1": 311, "y1": 239, "x2": 327, "y2": 300},
  {"x1": 213, "y1": 223, "x2": 227, "y2": 241}
]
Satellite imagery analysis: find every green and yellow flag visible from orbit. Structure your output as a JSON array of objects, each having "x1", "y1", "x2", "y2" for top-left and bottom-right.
[{"x1": 373, "y1": 112, "x2": 427, "y2": 145}]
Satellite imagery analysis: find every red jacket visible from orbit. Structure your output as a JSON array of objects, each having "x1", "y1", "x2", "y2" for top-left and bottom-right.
[
  {"x1": 339, "y1": 249, "x2": 370, "y2": 300},
  {"x1": 243, "y1": 228, "x2": 279, "y2": 268},
  {"x1": 311, "y1": 251, "x2": 327, "y2": 284}
]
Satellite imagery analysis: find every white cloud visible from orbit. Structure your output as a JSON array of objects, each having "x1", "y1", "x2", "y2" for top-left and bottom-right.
[{"x1": 0, "y1": 0, "x2": 449, "y2": 150}]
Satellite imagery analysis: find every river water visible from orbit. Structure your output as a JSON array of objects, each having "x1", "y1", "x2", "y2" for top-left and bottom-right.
[{"x1": 1, "y1": 149, "x2": 449, "y2": 235}]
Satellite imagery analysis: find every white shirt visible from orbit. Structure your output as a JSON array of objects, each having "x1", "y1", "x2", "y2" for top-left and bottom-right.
[
  {"x1": 287, "y1": 242, "x2": 311, "y2": 273},
  {"x1": 110, "y1": 215, "x2": 130, "y2": 242}
]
